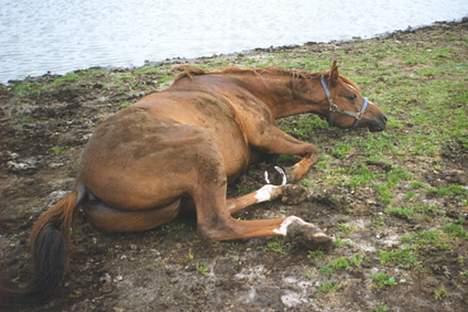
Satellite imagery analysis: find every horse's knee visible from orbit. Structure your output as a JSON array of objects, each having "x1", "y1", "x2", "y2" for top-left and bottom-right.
[{"x1": 303, "y1": 143, "x2": 319, "y2": 157}]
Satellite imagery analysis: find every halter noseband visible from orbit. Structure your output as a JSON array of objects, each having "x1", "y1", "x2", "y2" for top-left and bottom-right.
[{"x1": 320, "y1": 75, "x2": 369, "y2": 127}]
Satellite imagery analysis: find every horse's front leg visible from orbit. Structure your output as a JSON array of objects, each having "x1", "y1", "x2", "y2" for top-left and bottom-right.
[{"x1": 249, "y1": 125, "x2": 319, "y2": 182}]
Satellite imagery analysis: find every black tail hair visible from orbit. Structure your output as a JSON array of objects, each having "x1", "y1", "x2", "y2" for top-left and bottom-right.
[{"x1": 0, "y1": 185, "x2": 85, "y2": 307}]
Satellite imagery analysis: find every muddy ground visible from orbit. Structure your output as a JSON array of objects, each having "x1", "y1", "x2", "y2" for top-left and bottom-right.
[{"x1": 0, "y1": 21, "x2": 467, "y2": 311}]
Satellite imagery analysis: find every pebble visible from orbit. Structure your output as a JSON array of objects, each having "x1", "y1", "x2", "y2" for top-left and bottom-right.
[{"x1": 7, "y1": 157, "x2": 38, "y2": 171}]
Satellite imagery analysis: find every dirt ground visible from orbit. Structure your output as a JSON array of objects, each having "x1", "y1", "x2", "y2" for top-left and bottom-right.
[{"x1": 0, "y1": 21, "x2": 467, "y2": 311}]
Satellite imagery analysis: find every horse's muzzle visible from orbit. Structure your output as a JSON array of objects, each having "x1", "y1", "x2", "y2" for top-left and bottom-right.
[{"x1": 368, "y1": 113, "x2": 387, "y2": 132}]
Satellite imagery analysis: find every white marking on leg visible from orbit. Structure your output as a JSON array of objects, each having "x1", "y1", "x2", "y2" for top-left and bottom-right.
[
  {"x1": 254, "y1": 185, "x2": 278, "y2": 203},
  {"x1": 273, "y1": 216, "x2": 307, "y2": 236}
]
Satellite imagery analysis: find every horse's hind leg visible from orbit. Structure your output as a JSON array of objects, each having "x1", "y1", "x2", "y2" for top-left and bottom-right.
[
  {"x1": 191, "y1": 145, "x2": 331, "y2": 245},
  {"x1": 81, "y1": 199, "x2": 181, "y2": 233}
]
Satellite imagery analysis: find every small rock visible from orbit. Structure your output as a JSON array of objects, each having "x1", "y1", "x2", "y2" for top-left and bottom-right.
[
  {"x1": 281, "y1": 290, "x2": 303, "y2": 308},
  {"x1": 7, "y1": 157, "x2": 38, "y2": 171},
  {"x1": 6, "y1": 151, "x2": 19, "y2": 160},
  {"x1": 49, "y1": 162, "x2": 64, "y2": 168}
]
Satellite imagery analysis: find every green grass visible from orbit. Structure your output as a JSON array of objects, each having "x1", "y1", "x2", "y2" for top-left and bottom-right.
[
  {"x1": 385, "y1": 203, "x2": 442, "y2": 221},
  {"x1": 433, "y1": 286, "x2": 448, "y2": 301},
  {"x1": 49, "y1": 145, "x2": 67, "y2": 155},
  {"x1": 265, "y1": 239, "x2": 287, "y2": 255},
  {"x1": 430, "y1": 184, "x2": 468, "y2": 203},
  {"x1": 372, "y1": 272, "x2": 397, "y2": 288},
  {"x1": 336, "y1": 223, "x2": 356, "y2": 236},
  {"x1": 307, "y1": 250, "x2": 325, "y2": 261},
  {"x1": 281, "y1": 115, "x2": 328, "y2": 139},
  {"x1": 332, "y1": 142, "x2": 352, "y2": 159},
  {"x1": 384, "y1": 207, "x2": 415, "y2": 220},
  {"x1": 317, "y1": 281, "x2": 339, "y2": 294},
  {"x1": 196, "y1": 262, "x2": 209, "y2": 276},
  {"x1": 378, "y1": 248, "x2": 418, "y2": 269},
  {"x1": 443, "y1": 222, "x2": 468, "y2": 240},
  {"x1": 402, "y1": 229, "x2": 451, "y2": 252},
  {"x1": 373, "y1": 304, "x2": 390, "y2": 312},
  {"x1": 320, "y1": 255, "x2": 364, "y2": 275}
]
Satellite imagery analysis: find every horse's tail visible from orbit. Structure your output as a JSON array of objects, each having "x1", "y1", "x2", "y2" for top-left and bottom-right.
[{"x1": 0, "y1": 185, "x2": 86, "y2": 307}]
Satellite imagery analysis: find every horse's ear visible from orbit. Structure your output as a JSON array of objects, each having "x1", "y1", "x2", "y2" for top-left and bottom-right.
[{"x1": 329, "y1": 60, "x2": 339, "y2": 86}]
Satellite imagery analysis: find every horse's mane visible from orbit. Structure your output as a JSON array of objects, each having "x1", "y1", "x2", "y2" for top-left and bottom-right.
[{"x1": 172, "y1": 64, "x2": 359, "y2": 91}]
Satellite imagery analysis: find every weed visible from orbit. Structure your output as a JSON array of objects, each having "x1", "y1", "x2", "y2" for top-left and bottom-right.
[
  {"x1": 373, "y1": 304, "x2": 389, "y2": 312},
  {"x1": 299, "y1": 178, "x2": 313, "y2": 188},
  {"x1": 307, "y1": 250, "x2": 325, "y2": 261},
  {"x1": 376, "y1": 167, "x2": 411, "y2": 205},
  {"x1": 196, "y1": 262, "x2": 209, "y2": 276},
  {"x1": 281, "y1": 115, "x2": 328, "y2": 139},
  {"x1": 433, "y1": 286, "x2": 448, "y2": 301},
  {"x1": 317, "y1": 281, "x2": 338, "y2": 294},
  {"x1": 186, "y1": 248, "x2": 194, "y2": 261},
  {"x1": 333, "y1": 238, "x2": 351, "y2": 248},
  {"x1": 49, "y1": 146, "x2": 67, "y2": 155},
  {"x1": 347, "y1": 164, "x2": 376, "y2": 188},
  {"x1": 265, "y1": 239, "x2": 286, "y2": 255},
  {"x1": 430, "y1": 184, "x2": 467, "y2": 202},
  {"x1": 337, "y1": 223, "x2": 355, "y2": 236},
  {"x1": 385, "y1": 207, "x2": 414, "y2": 220},
  {"x1": 372, "y1": 272, "x2": 397, "y2": 288},
  {"x1": 402, "y1": 229, "x2": 451, "y2": 252},
  {"x1": 332, "y1": 143, "x2": 352, "y2": 159},
  {"x1": 443, "y1": 223, "x2": 468, "y2": 240},
  {"x1": 378, "y1": 248, "x2": 418, "y2": 269},
  {"x1": 320, "y1": 255, "x2": 363, "y2": 275}
]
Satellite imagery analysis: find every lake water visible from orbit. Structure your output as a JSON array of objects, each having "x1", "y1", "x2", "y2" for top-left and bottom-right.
[{"x1": 0, "y1": 0, "x2": 466, "y2": 82}]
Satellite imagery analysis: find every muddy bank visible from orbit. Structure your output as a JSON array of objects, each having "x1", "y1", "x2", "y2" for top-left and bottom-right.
[{"x1": 0, "y1": 21, "x2": 467, "y2": 311}]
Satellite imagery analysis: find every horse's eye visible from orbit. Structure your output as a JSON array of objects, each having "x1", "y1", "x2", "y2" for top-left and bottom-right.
[{"x1": 346, "y1": 94, "x2": 356, "y2": 101}]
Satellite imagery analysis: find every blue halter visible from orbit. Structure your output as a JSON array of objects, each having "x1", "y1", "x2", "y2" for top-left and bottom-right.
[{"x1": 320, "y1": 75, "x2": 369, "y2": 127}]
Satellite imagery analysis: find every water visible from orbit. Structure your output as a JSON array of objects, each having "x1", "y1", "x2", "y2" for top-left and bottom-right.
[{"x1": 0, "y1": 0, "x2": 466, "y2": 82}]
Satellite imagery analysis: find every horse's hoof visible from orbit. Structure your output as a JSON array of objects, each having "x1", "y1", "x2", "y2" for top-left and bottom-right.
[
  {"x1": 264, "y1": 166, "x2": 287, "y2": 185},
  {"x1": 281, "y1": 184, "x2": 308, "y2": 205},
  {"x1": 285, "y1": 218, "x2": 332, "y2": 248}
]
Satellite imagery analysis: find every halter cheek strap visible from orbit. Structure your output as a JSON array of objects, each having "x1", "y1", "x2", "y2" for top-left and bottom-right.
[{"x1": 320, "y1": 75, "x2": 369, "y2": 127}]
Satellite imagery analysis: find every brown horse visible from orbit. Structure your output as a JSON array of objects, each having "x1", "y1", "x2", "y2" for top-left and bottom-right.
[{"x1": 0, "y1": 61, "x2": 386, "y2": 305}]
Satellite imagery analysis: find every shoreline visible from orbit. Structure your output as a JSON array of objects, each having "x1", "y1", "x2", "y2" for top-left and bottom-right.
[{"x1": 2, "y1": 18, "x2": 467, "y2": 86}]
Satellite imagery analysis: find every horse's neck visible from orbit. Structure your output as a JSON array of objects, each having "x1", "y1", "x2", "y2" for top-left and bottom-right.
[{"x1": 230, "y1": 72, "x2": 326, "y2": 119}]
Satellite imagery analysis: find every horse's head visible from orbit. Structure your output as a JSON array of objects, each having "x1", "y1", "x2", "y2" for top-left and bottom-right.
[{"x1": 317, "y1": 61, "x2": 387, "y2": 132}]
